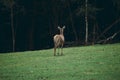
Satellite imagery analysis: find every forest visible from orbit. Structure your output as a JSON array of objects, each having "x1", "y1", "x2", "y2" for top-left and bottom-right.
[{"x1": 0, "y1": 0, "x2": 120, "y2": 53}]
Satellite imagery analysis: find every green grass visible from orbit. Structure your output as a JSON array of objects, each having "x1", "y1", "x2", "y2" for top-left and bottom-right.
[{"x1": 0, "y1": 43, "x2": 120, "y2": 80}]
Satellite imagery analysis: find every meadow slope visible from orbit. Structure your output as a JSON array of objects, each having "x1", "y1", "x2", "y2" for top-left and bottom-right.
[{"x1": 0, "y1": 43, "x2": 120, "y2": 80}]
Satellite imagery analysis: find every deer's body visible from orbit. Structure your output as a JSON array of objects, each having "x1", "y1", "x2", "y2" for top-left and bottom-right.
[{"x1": 53, "y1": 26, "x2": 65, "y2": 56}]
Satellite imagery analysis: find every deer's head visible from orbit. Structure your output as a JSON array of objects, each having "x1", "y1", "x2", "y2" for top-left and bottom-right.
[{"x1": 58, "y1": 26, "x2": 65, "y2": 35}]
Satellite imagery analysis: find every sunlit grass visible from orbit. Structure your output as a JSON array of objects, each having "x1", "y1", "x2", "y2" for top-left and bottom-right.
[{"x1": 0, "y1": 43, "x2": 120, "y2": 80}]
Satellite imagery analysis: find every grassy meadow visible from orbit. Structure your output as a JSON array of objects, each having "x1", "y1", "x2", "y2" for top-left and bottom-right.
[{"x1": 0, "y1": 43, "x2": 120, "y2": 80}]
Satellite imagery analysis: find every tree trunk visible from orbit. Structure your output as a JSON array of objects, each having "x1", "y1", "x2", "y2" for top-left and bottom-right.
[
  {"x1": 96, "y1": 18, "x2": 120, "y2": 41},
  {"x1": 28, "y1": 1, "x2": 37, "y2": 50},
  {"x1": 67, "y1": 0, "x2": 78, "y2": 43},
  {"x1": 92, "y1": 23, "x2": 96, "y2": 45},
  {"x1": 85, "y1": 0, "x2": 88, "y2": 45},
  {"x1": 52, "y1": 0, "x2": 59, "y2": 33},
  {"x1": 29, "y1": 26, "x2": 34, "y2": 50},
  {"x1": 11, "y1": 5, "x2": 15, "y2": 52}
]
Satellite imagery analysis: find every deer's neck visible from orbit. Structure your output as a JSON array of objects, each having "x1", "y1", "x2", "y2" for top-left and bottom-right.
[{"x1": 60, "y1": 30, "x2": 64, "y2": 35}]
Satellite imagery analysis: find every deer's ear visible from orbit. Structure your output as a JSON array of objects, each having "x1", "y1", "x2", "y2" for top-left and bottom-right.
[
  {"x1": 58, "y1": 26, "x2": 61, "y2": 29},
  {"x1": 63, "y1": 26, "x2": 65, "y2": 29}
]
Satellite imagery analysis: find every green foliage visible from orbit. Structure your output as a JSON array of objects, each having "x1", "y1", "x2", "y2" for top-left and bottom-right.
[
  {"x1": 113, "y1": 0, "x2": 120, "y2": 13},
  {"x1": 113, "y1": 0, "x2": 120, "y2": 8},
  {"x1": 1, "y1": 0, "x2": 15, "y2": 8},
  {"x1": 76, "y1": 4, "x2": 100, "y2": 17},
  {"x1": 0, "y1": 43, "x2": 120, "y2": 80}
]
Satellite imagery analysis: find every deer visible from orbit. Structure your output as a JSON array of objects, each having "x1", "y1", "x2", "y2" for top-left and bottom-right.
[{"x1": 53, "y1": 26, "x2": 65, "y2": 56}]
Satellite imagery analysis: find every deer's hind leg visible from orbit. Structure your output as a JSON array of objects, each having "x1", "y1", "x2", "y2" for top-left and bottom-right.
[
  {"x1": 57, "y1": 47, "x2": 60, "y2": 55},
  {"x1": 54, "y1": 46, "x2": 57, "y2": 56},
  {"x1": 61, "y1": 44, "x2": 64, "y2": 56}
]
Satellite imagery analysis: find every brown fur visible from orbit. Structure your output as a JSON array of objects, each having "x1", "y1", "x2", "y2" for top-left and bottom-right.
[{"x1": 53, "y1": 26, "x2": 65, "y2": 56}]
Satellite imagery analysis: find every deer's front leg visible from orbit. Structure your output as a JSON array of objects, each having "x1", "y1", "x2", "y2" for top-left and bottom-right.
[{"x1": 54, "y1": 47, "x2": 56, "y2": 56}]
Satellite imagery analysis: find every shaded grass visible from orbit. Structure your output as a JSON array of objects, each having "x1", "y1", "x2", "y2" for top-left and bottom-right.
[{"x1": 0, "y1": 43, "x2": 120, "y2": 80}]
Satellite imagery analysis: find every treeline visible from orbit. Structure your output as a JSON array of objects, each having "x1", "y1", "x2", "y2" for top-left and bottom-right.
[{"x1": 0, "y1": 0, "x2": 120, "y2": 52}]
